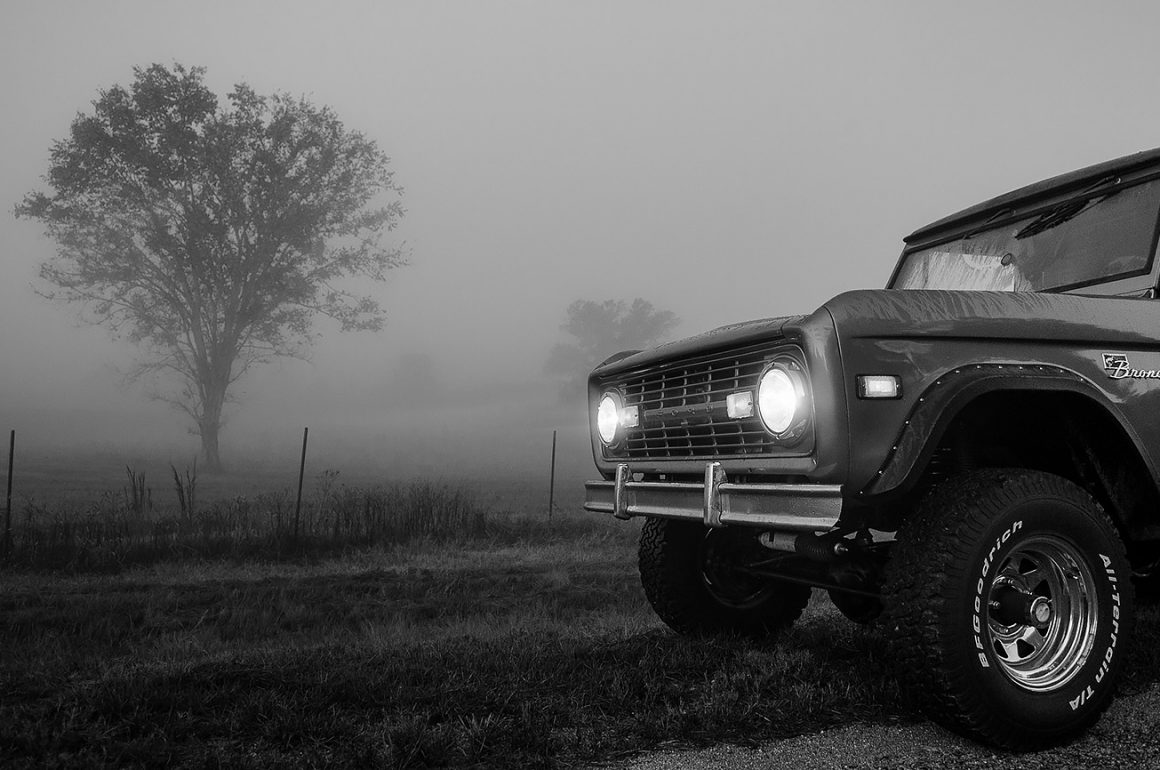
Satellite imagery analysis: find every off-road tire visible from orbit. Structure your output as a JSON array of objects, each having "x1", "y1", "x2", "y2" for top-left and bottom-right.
[
  {"x1": 882, "y1": 469, "x2": 1133, "y2": 750},
  {"x1": 639, "y1": 517, "x2": 811, "y2": 637}
]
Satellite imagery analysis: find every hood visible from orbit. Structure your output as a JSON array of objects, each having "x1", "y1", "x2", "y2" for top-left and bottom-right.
[
  {"x1": 591, "y1": 314, "x2": 807, "y2": 377},
  {"x1": 823, "y1": 288, "x2": 1160, "y2": 345}
]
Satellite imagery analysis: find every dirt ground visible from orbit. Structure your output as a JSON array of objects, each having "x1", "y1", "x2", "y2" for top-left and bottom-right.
[{"x1": 615, "y1": 682, "x2": 1160, "y2": 770}]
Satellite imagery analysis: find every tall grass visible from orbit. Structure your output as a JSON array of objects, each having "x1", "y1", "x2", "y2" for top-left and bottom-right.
[{"x1": 3, "y1": 477, "x2": 492, "y2": 571}]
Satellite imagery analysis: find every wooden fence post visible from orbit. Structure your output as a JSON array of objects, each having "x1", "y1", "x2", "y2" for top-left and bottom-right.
[
  {"x1": 3, "y1": 430, "x2": 13, "y2": 559},
  {"x1": 548, "y1": 429, "x2": 557, "y2": 519},
  {"x1": 294, "y1": 427, "x2": 309, "y2": 539}
]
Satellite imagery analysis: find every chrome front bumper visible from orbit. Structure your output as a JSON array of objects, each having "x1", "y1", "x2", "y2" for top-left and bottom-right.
[{"x1": 584, "y1": 462, "x2": 843, "y2": 532}]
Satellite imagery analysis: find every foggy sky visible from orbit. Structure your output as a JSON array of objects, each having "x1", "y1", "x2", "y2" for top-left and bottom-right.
[{"x1": 4, "y1": 1, "x2": 1160, "y2": 470}]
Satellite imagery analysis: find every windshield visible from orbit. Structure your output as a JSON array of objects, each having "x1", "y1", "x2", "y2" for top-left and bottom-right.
[{"x1": 892, "y1": 178, "x2": 1160, "y2": 292}]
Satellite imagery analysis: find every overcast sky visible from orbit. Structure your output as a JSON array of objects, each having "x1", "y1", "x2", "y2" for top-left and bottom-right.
[{"x1": 4, "y1": 1, "x2": 1160, "y2": 469}]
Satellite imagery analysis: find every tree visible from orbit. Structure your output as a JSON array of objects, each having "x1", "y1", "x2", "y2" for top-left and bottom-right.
[
  {"x1": 545, "y1": 298, "x2": 680, "y2": 399},
  {"x1": 16, "y1": 64, "x2": 405, "y2": 470}
]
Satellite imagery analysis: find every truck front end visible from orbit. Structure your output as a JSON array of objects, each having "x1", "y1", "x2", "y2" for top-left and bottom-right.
[
  {"x1": 580, "y1": 306, "x2": 900, "y2": 633},
  {"x1": 584, "y1": 309, "x2": 851, "y2": 534}
]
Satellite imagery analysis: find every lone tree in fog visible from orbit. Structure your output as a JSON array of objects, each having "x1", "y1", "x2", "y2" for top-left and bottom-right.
[
  {"x1": 545, "y1": 298, "x2": 679, "y2": 400},
  {"x1": 17, "y1": 64, "x2": 405, "y2": 471}
]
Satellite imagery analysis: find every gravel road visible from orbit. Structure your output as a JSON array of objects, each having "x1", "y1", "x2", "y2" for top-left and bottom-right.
[{"x1": 611, "y1": 682, "x2": 1160, "y2": 770}]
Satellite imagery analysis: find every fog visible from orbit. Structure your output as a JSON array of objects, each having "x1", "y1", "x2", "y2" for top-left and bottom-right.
[{"x1": 4, "y1": 2, "x2": 1160, "y2": 483}]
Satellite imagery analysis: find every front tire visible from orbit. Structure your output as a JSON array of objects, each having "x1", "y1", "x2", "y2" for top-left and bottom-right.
[
  {"x1": 882, "y1": 469, "x2": 1133, "y2": 749},
  {"x1": 639, "y1": 518, "x2": 810, "y2": 637}
]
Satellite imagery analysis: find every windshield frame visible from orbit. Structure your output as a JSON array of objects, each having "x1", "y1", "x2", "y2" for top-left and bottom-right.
[{"x1": 889, "y1": 174, "x2": 1160, "y2": 295}]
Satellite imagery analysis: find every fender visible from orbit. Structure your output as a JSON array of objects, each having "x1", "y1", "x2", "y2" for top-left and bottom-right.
[
  {"x1": 595, "y1": 349, "x2": 642, "y2": 369},
  {"x1": 862, "y1": 363, "x2": 1159, "y2": 498}
]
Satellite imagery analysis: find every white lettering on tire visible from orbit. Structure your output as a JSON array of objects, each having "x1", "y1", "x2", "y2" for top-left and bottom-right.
[
  {"x1": 1076, "y1": 554, "x2": 1120, "y2": 708},
  {"x1": 973, "y1": 520, "x2": 1024, "y2": 668}
]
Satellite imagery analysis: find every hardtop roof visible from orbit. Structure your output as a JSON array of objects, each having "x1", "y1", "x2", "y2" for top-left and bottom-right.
[{"x1": 904, "y1": 147, "x2": 1160, "y2": 245}]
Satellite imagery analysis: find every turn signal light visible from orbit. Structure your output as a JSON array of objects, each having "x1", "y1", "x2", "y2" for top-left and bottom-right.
[
  {"x1": 726, "y1": 391, "x2": 755, "y2": 419},
  {"x1": 856, "y1": 375, "x2": 902, "y2": 399}
]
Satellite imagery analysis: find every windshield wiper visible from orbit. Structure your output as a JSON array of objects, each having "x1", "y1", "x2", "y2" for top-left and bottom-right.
[
  {"x1": 1014, "y1": 199, "x2": 1091, "y2": 239},
  {"x1": 1015, "y1": 175, "x2": 1121, "y2": 240}
]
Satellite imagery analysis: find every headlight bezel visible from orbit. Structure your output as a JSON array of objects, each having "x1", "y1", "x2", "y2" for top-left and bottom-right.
[{"x1": 756, "y1": 356, "x2": 812, "y2": 444}]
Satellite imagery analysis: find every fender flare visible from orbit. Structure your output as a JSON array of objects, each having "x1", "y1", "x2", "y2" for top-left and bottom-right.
[{"x1": 862, "y1": 363, "x2": 1157, "y2": 498}]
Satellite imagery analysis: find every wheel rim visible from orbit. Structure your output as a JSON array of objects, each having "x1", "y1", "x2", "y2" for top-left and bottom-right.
[
  {"x1": 699, "y1": 530, "x2": 774, "y2": 609},
  {"x1": 985, "y1": 534, "x2": 1098, "y2": 692}
]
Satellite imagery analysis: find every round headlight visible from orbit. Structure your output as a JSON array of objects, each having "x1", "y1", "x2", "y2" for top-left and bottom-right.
[
  {"x1": 597, "y1": 392, "x2": 621, "y2": 444},
  {"x1": 757, "y1": 361, "x2": 808, "y2": 437}
]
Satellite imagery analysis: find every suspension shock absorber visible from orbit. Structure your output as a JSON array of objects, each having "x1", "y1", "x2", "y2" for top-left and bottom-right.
[{"x1": 759, "y1": 531, "x2": 849, "y2": 561}]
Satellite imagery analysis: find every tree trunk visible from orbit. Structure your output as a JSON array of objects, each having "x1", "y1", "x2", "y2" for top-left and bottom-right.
[
  {"x1": 198, "y1": 378, "x2": 228, "y2": 473},
  {"x1": 199, "y1": 424, "x2": 222, "y2": 473}
]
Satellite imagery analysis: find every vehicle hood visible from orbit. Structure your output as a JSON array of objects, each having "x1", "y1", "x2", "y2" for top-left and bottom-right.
[
  {"x1": 823, "y1": 289, "x2": 1160, "y2": 344},
  {"x1": 591, "y1": 288, "x2": 1158, "y2": 382},
  {"x1": 591, "y1": 314, "x2": 807, "y2": 377}
]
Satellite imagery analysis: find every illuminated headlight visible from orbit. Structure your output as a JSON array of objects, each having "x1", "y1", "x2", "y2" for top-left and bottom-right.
[
  {"x1": 757, "y1": 359, "x2": 810, "y2": 439},
  {"x1": 596, "y1": 393, "x2": 640, "y2": 445},
  {"x1": 597, "y1": 393, "x2": 622, "y2": 444}
]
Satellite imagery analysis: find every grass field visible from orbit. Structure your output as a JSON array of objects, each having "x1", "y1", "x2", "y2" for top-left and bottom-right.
[
  {"x1": 4, "y1": 460, "x2": 1160, "y2": 768},
  {"x1": 0, "y1": 524, "x2": 904, "y2": 768}
]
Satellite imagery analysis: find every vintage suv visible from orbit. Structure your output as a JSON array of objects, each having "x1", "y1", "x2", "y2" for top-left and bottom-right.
[{"x1": 583, "y1": 147, "x2": 1160, "y2": 749}]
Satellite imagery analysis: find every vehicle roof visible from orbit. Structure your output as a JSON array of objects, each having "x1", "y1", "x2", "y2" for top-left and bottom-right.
[{"x1": 904, "y1": 147, "x2": 1160, "y2": 245}]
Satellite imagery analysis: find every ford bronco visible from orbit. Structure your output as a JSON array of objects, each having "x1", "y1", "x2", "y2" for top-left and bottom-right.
[{"x1": 583, "y1": 148, "x2": 1160, "y2": 748}]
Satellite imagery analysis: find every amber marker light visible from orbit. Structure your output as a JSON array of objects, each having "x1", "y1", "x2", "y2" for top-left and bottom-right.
[
  {"x1": 726, "y1": 391, "x2": 755, "y2": 419},
  {"x1": 856, "y1": 375, "x2": 902, "y2": 399}
]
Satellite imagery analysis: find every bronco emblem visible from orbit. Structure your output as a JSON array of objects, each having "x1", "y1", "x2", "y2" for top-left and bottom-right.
[{"x1": 1103, "y1": 353, "x2": 1160, "y2": 380}]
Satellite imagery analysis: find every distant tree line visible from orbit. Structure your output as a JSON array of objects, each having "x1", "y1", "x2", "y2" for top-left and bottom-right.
[{"x1": 545, "y1": 298, "x2": 679, "y2": 400}]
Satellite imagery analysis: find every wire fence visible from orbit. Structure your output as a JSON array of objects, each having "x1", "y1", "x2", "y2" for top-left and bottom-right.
[{"x1": 0, "y1": 426, "x2": 592, "y2": 572}]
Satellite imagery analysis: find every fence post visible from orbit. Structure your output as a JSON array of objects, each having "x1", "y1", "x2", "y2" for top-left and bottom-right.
[
  {"x1": 3, "y1": 430, "x2": 12, "y2": 559},
  {"x1": 548, "y1": 429, "x2": 557, "y2": 519},
  {"x1": 294, "y1": 427, "x2": 309, "y2": 539}
]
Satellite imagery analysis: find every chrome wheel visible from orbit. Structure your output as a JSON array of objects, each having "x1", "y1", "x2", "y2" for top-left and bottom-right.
[{"x1": 986, "y1": 535, "x2": 1098, "y2": 692}]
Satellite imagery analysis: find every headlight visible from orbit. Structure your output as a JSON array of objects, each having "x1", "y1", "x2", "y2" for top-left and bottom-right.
[
  {"x1": 597, "y1": 392, "x2": 622, "y2": 444},
  {"x1": 757, "y1": 359, "x2": 810, "y2": 439}
]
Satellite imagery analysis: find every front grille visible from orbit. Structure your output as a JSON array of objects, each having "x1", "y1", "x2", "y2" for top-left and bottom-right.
[{"x1": 602, "y1": 342, "x2": 788, "y2": 459}]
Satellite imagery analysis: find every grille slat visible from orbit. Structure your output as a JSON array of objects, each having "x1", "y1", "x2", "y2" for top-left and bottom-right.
[
  {"x1": 602, "y1": 342, "x2": 782, "y2": 459},
  {"x1": 627, "y1": 369, "x2": 766, "y2": 401}
]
